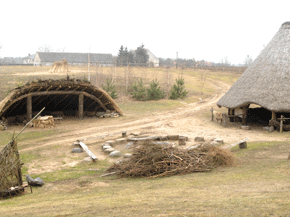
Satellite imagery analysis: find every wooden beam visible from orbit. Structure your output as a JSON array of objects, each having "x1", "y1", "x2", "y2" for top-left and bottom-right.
[
  {"x1": 26, "y1": 95, "x2": 32, "y2": 121},
  {"x1": 79, "y1": 93, "x2": 84, "y2": 119},
  {"x1": 78, "y1": 141, "x2": 97, "y2": 162}
]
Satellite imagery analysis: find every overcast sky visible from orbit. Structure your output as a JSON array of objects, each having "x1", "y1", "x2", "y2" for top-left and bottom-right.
[{"x1": 0, "y1": 0, "x2": 289, "y2": 65}]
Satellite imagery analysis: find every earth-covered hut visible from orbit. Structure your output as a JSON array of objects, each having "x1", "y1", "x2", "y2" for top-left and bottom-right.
[
  {"x1": 217, "y1": 22, "x2": 290, "y2": 129},
  {"x1": 0, "y1": 78, "x2": 123, "y2": 125}
]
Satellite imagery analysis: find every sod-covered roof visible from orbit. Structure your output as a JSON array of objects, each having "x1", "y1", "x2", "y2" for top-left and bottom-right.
[
  {"x1": 0, "y1": 78, "x2": 123, "y2": 118},
  {"x1": 217, "y1": 22, "x2": 290, "y2": 112}
]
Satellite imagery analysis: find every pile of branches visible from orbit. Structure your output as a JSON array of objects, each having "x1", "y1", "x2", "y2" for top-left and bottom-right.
[{"x1": 106, "y1": 141, "x2": 236, "y2": 178}]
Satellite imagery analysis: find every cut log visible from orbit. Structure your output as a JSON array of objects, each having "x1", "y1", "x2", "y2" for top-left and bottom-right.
[
  {"x1": 178, "y1": 137, "x2": 186, "y2": 146},
  {"x1": 78, "y1": 141, "x2": 98, "y2": 162},
  {"x1": 222, "y1": 138, "x2": 249, "y2": 149}
]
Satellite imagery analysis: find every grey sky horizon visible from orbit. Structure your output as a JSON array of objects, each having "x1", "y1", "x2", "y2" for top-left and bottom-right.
[{"x1": 0, "y1": 0, "x2": 289, "y2": 65}]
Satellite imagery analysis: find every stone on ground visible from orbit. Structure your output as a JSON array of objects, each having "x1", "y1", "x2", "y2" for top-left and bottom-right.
[{"x1": 109, "y1": 151, "x2": 122, "y2": 157}]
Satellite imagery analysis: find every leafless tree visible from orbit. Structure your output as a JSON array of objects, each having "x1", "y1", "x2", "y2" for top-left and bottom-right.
[
  {"x1": 244, "y1": 55, "x2": 253, "y2": 67},
  {"x1": 38, "y1": 44, "x2": 65, "y2": 52},
  {"x1": 220, "y1": 56, "x2": 231, "y2": 71}
]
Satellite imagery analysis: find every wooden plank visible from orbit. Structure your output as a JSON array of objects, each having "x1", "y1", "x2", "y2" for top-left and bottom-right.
[{"x1": 78, "y1": 141, "x2": 97, "y2": 162}]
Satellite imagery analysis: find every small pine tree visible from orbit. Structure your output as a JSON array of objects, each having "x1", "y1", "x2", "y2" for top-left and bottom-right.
[
  {"x1": 169, "y1": 77, "x2": 188, "y2": 99},
  {"x1": 102, "y1": 78, "x2": 118, "y2": 99},
  {"x1": 130, "y1": 78, "x2": 147, "y2": 101},
  {"x1": 147, "y1": 79, "x2": 165, "y2": 100}
]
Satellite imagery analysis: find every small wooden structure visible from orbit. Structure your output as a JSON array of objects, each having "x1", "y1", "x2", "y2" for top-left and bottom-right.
[{"x1": 0, "y1": 79, "x2": 123, "y2": 123}]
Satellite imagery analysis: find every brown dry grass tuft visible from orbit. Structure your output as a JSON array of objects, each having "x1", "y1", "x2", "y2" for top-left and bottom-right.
[{"x1": 206, "y1": 146, "x2": 237, "y2": 167}]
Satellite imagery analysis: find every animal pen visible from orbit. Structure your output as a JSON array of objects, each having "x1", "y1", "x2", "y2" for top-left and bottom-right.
[
  {"x1": 217, "y1": 22, "x2": 290, "y2": 131},
  {"x1": 0, "y1": 78, "x2": 123, "y2": 125}
]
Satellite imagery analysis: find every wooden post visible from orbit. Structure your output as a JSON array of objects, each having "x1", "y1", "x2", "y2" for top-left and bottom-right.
[
  {"x1": 79, "y1": 93, "x2": 84, "y2": 119},
  {"x1": 242, "y1": 106, "x2": 248, "y2": 126},
  {"x1": 272, "y1": 111, "x2": 276, "y2": 121},
  {"x1": 26, "y1": 95, "x2": 32, "y2": 121},
  {"x1": 222, "y1": 113, "x2": 227, "y2": 127},
  {"x1": 228, "y1": 109, "x2": 235, "y2": 122},
  {"x1": 210, "y1": 107, "x2": 214, "y2": 121},
  {"x1": 178, "y1": 136, "x2": 186, "y2": 146},
  {"x1": 280, "y1": 115, "x2": 284, "y2": 133}
]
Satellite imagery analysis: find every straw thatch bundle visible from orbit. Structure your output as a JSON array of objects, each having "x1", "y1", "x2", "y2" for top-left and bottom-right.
[
  {"x1": 49, "y1": 59, "x2": 69, "y2": 73},
  {"x1": 0, "y1": 140, "x2": 23, "y2": 197},
  {"x1": 217, "y1": 22, "x2": 290, "y2": 112},
  {"x1": 106, "y1": 141, "x2": 235, "y2": 178}
]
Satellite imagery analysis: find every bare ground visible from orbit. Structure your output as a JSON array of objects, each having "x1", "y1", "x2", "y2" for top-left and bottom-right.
[{"x1": 7, "y1": 79, "x2": 289, "y2": 174}]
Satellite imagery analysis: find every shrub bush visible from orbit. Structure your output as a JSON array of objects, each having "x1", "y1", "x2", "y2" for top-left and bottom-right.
[
  {"x1": 130, "y1": 78, "x2": 147, "y2": 101},
  {"x1": 147, "y1": 79, "x2": 165, "y2": 100},
  {"x1": 102, "y1": 78, "x2": 118, "y2": 99},
  {"x1": 169, "y1": 77, "x2": 188, "y2": 99}
]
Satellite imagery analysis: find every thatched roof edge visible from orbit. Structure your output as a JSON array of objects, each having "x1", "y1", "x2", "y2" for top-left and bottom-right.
[{"x1": 217, "y1": 22, "x2": 290, "y2": 112}]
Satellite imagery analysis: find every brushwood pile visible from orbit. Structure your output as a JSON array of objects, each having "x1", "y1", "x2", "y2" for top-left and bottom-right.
[{"x1": 106, "y1": 141, "x2": 236, "y2": 178}]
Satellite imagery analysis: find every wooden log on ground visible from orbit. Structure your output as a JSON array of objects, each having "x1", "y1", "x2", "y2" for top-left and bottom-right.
[
  {"x1": 222, "y1": 138, "x2": 249, "y2": 149},
  {"x1": 78, "y1": 141, "x2": 98, "y2": 162}
]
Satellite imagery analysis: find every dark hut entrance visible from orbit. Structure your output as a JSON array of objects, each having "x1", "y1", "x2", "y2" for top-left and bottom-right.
[
  {"x1": 229, "y1": 105, "x2": 290, "y2": 131},
  {"x1": 0, "y1": 79, "x2": 123, "y2": 125}
]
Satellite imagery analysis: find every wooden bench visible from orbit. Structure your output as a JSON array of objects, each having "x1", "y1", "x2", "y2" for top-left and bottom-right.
[{"x1": 53, "y1": 117, "x2": 63, "y2": 124}]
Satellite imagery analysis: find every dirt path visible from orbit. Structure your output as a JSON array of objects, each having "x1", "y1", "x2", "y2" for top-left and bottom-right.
[
  {"x1": 16, "y1": 78, "x2": 290, "y2": 175},
  {"x1": 20, "y1": 79, "x2": 288, "y2": 153}
]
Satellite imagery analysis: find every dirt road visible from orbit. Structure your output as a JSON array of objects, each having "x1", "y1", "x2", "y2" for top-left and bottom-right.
[{"x1": 20, "y1": 79, "x2": 288, "y2": 153}]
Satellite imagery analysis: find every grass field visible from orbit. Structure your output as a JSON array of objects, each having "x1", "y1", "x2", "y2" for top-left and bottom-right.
[
  {"x1": 0, "y1": 141, "x2": 289, "y2": 216},
  {"x1": 1, "y1": 66, "x2": 289, "y2": 216}
]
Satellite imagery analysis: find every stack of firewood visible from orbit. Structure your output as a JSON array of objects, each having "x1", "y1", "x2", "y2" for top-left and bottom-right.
[
  {"x1": 106, "y1": 140, "x2": 236, "y2": 178},
  {"x1": 33, "y1": 116, "x2": 54, "y2": 128}
]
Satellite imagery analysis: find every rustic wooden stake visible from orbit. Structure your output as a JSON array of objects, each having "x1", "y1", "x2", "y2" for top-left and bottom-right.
[
  {"x1": 79, "y1": 93, "x2": 84, "y2": 119},
  {"x1": 26, "y1": 95, "x2": 32, "y2": 121},
  {"x1": 280, "y1": 115, "x2": 284, "y2": 133},
  {"x1": 222, "y1": 113, "x2": 227, "y2": 127},
  {"x1": 210, "y1": 107, "x2": 214, "y2": 121}
]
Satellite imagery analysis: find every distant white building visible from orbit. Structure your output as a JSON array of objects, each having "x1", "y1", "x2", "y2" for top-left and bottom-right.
[{"x1": 146, "y1": 49, "x2": 159, "y2": 67}]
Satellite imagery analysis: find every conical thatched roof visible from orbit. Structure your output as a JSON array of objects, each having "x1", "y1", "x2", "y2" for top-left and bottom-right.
[{"x1": 217, "y1": 22, "x2": 290, "y2": 112}]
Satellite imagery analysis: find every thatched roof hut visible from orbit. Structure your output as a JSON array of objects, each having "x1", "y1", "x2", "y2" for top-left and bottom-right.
[
  {"x1": 0, "y1": 78, "x2": 123, "y2": 124},
  {"x1": 217, "y1": 22, "x2": 290, "y2": 126}
]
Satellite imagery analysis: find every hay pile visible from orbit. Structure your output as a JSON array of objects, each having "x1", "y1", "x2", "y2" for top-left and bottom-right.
[
  {"x1": 106, "y1": 141, "x2": 236, "y2": 178},
  {"x1": 33, "y1": 116, "x2": 54, "y2": 128},
  {"x1": 0, "y1": 140, "x2": 23, "y2": 197}
]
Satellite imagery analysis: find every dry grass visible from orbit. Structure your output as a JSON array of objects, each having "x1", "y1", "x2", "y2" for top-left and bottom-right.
[
  {"x1": 4, "y1": 66, "x2": 289, "y2": 216},
  {"x1": 0, "y1": 142, "x2": 289, "y2": 216}
]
